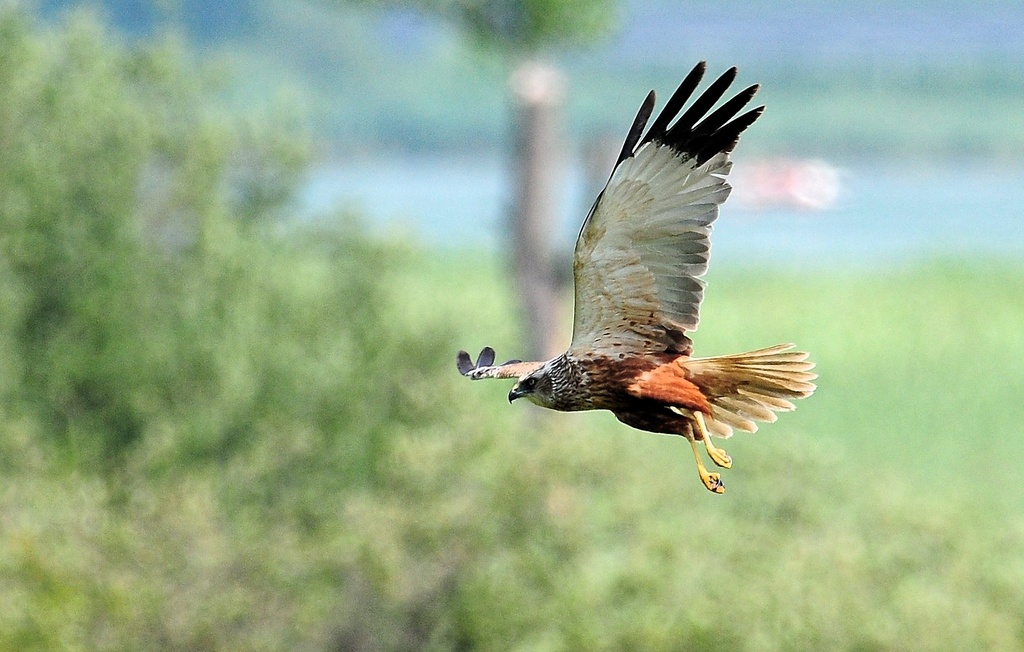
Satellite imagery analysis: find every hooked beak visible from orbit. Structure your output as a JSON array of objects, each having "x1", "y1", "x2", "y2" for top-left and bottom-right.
[{"x1": 508, "y1": 386, "x2": 525, "y2": 403}]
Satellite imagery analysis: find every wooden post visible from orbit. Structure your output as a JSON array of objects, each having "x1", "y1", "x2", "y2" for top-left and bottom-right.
[{"x1": 509, "y1": 60, "x2": 565, "y2": 361}]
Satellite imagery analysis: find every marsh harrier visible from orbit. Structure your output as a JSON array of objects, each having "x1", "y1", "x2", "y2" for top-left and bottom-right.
[{"x1": 457, "y1": 62, "x2": 816, "y2": 493}]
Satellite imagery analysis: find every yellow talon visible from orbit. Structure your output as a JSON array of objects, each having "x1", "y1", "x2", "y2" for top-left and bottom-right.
[
  {"x1": 688, "y1": 437, "x2": 724, "y2": 494},
  {"x1": 695, "y1": 411, "x2": 732, "y2": 469}
]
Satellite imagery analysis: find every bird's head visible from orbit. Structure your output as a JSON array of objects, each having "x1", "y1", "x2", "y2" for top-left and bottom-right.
[{"x1": 509, "y1": 367, "x2": 556, "y2": 408}]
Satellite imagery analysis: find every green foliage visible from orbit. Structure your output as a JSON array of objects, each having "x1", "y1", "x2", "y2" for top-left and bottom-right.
[
  {"x1": 8, "y1": 230, "x2": 1024, "y2": 649},
  {"x1": 347, "y1": 0, "x2": 617, "y2": 53},
  {"x1": 4, "y1": 4, "x2": 1024, "y2": 651},
  {"x1": 0, "y1": 6, "x2": 447, "y2": 479},
  {"x1": 336, "y1": 428, "x2": 1024, "y2": 651},
  {"x1": 0, "y1": 7, "x2": 456, "y2": 646}
]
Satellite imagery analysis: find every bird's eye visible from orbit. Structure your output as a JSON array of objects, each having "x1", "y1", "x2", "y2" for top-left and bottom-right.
[{"x1": 523, "y1": 377, "x2": 538, "y2": 390}]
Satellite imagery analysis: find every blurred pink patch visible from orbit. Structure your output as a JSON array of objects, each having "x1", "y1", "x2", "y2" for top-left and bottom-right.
[{"x1": 733, "y1": 158, "x2": 841, "y2": 210}]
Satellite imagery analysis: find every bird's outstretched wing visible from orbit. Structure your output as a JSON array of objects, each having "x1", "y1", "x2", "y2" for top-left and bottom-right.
[
  {"x1": 456, "y1": 347, "x2": 544, "y2": 380},
  {"x1": 569, "y1": 62, "x2": 762, "y2": 357}
]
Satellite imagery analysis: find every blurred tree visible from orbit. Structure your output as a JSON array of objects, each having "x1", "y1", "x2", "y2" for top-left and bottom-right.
[
  {"x1": 0, "y1": 6, "x2": 451, "y2": 480},
  {"x1": 383, "y1": 0, "x2": 616, "y2": 51},
  {"x1": 337, "y1": 0, "x2": 618, "y2": 359},
  {"x1": 0, "y1": 6, "x2": 301, "y2": 465},
  {"x1": 38, "y1": 0, "x2": 261, "y2": 41}
]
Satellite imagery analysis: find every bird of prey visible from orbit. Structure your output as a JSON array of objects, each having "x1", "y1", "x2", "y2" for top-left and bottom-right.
[{"x1": 456, "y1": 62, "x2": 816, "y2": 493}]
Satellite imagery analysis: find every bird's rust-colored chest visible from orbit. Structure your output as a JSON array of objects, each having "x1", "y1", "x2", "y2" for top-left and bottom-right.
[{"x1": 573, "y1": 353, "x2": 711, "y2": 413}]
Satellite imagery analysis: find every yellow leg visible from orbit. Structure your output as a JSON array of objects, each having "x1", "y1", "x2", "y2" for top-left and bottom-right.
[
  {"x1": 688, "y1": 437, "x2": 724, "y2": 494},
  {"x1": 695, "y1": 412, "x2": 732, "y2": 469}
]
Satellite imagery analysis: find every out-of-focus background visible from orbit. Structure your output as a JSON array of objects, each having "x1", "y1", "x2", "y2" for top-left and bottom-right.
[{"x1": 1, "y1": 0, "x2": 1023, "y2": 649}]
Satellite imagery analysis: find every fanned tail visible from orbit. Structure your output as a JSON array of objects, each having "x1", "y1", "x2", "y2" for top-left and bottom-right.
[{"x1": 682, "y1": 344, "x2": 817, "y2": 438}]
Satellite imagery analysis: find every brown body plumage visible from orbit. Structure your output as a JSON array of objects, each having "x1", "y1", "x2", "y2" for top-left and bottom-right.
[{"x1": 456, "y1": 63, "x2": 817, "y2": 493}]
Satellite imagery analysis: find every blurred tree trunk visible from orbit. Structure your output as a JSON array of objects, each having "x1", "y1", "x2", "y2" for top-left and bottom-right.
[
  {"x1": 333, "y1": 0, "x2": 617, "y2": 360},
  {"x1": 509, "y1": 59, "x2": 565, "y2": 361}
]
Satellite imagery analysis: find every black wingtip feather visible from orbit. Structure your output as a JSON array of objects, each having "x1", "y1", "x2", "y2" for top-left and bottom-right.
[
  {"x1": 692, "y1": 83, "x2": 759, "y2": 137},
  {"x1": 696, "y1": 105, "x2": 764, "y2": 163},
  {"x1": 614, "y1": 90, "x2": 656, "y2": 168},
  {"x1": 665, "y1": 66, "x2": 738, "y2": 142},
  {"x1": 456, "y1": 350, "x2": 474, "y2": 376},
  {"x1": 616, "y1": 63, "x2": 762, "y2": 167},
  {"x1": 476, "y1": 347, "x2": 496, "y2": 368},
  {"x1": 644, "y1": 61, "x2": 706, "y2": 143}
]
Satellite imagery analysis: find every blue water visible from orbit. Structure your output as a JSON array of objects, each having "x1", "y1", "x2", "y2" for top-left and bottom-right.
[{"x1": 302, "y1": 155, "x2": 1024, "y2": 268}]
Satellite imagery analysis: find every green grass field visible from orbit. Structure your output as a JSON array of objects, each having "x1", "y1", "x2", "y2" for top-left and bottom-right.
[{"x1": 378, "y1": 255, "x2": 1024, "y2": 650}]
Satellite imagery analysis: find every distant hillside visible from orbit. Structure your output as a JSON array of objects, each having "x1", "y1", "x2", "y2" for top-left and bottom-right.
[
  {"x1": 36, "y1": 0, "x2": 1024, "y2": 159},
  {"x1": 39, "y1": 0, "x2": 1024, "y2": 63}
]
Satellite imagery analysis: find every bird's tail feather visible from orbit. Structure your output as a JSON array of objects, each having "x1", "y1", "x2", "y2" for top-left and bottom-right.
[{"x1": 682, "y1": 344, "x2": 816, "y2": 438}]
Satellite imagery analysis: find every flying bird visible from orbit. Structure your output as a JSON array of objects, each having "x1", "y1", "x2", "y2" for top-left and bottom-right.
[{"x1": 456, "y1": 62, "x2": 816, "y2": 493}]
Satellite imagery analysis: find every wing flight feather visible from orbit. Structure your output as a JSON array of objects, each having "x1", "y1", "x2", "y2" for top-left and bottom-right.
[
  {"x1": 569, "y1": 62, "x2": 763, "y2": 357},
  {"x1": 456, "y1": 348, "x2": 544, "y2": 380}
]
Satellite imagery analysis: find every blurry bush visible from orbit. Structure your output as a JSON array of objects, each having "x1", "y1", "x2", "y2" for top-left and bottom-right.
[
  {"x1": 336, "y1": 427, "x2": 1024, "y2": 651},
  {"x1": 0, "y1": 6, "x2": 449, "y2": 480},
  {"x1": 0, "y1": 9, "x2": 458, "y2": 645}
]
